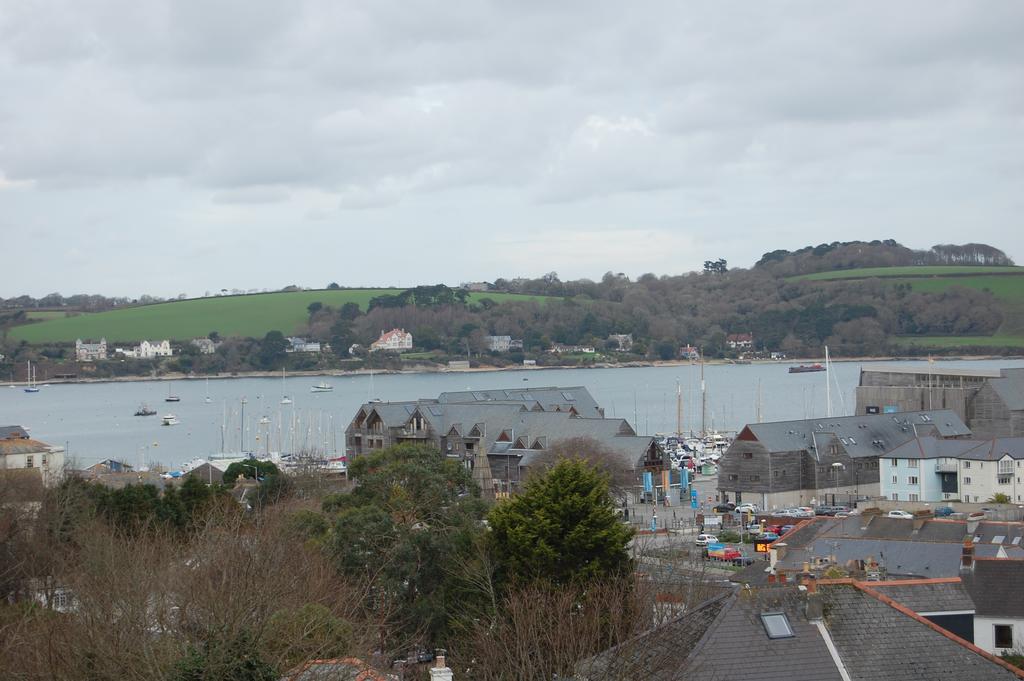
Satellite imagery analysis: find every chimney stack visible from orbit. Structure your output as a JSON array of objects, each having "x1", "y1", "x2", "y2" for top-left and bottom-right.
[
  {"x1": 960, "y1": 538, "x2": 975, "y2": 572},
  {"x1": 430, "y1": 649, "x2": 453, "y2": 681},
  {"x1": 801, "y1": 573, "x2": 817, "y2": 594}
]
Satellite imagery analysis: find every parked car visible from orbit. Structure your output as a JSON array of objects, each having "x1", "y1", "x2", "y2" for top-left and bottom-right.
[
  {"x1": 695, "y1": 534, "x2": 719, "y2": 546},
  {"x1": 759, "y1": 532, "x2": 780, "y2": 541},
  {"x1": 780, "y1": 524, "x2": 796, "y2": 535},
  {"x1": 707, "y1": 546, "x2": 742, "y2": 562},
  {"x1": 735, "y1": 503, "x2": 759, "y2": 514},
  {"x1": 933, "y1": 506, "x2": 955, "y2": 517},
  {"x1": 765, "y1": 524, "x2": 783, "y2": 535},
  {"x1": 746, "y1": 522, "x2": 763, "y2": 534},
  {"x1": 887, "y1": 509, "x2": 914, "y2": 519},
  {"x1": 815, "y1": 505, "x2": 851, "y2": 516},
  {"x1": 731, "y1": 555, "x2": 756, "y2": 566},
  {"x1": 713, "y1": 502, "x2": 736, "y2": 513}
]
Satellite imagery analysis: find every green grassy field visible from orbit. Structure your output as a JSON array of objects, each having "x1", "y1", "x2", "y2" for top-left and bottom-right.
[
  {"x1": 796, "y1": 265, "x2": 1024, "y2": 347},
  {"x1": 8, "y1": 290, "x2": 550, "y2": 344},
  {"x1": 795, "y1": 265, "x2": 1024, "y2": 281}
]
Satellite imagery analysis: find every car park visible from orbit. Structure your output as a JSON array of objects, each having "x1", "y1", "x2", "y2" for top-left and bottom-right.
[
  {"x1": 695, "y1": 534, "x2": 719, "y2": 546},
  {"x1": 887, "y1": 509, "x2": 914, "y2": 519}
]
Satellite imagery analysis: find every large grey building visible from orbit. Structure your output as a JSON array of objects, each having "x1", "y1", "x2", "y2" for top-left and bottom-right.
[
  {"x1": 344, "y1": 386, "x2": 662, "y2": 496},
  {"x1": 856, "y1": 365, "x2": 1024, "y2": 437},
  {"x1": 716, "y1": 410, "x2": 971, "y2": 509}
]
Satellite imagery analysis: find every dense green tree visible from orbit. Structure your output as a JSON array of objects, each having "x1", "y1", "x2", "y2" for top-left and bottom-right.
[
  {"x1": 306, "y1": 301, "x2": 323, "y2": 315},
  {"x1": 487, "y1": 459, "x2": 633, "y2": 586},
  {"x1": 170, "y1": 630, "x2": 276, "y2": 681},
  {"x1": 327, "y1": 282, "x2": 341, "y2": 289},
  {"x1": 257, "y1": 331, "x2": 288, "y2": 369},
  {"x1": 222, "y1": 458, "x2": 281, "y2": 484},
  {"x1": 322, "y1": 443, "x2": 486, "y2": 645}
]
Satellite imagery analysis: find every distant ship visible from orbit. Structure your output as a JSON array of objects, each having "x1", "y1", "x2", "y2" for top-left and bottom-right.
[
  {"x1": 310, "y1": 382, "x2": 334, "y2": 393},
  {"x1": 789, "y1": 363, "x2": 826, "y2": 374},
  {"x1": 161, "y1": 414, "x2": 180, "y2": 426},
  {"x1": 135, "y1": 404, "x2": 157, "y2": 416}
]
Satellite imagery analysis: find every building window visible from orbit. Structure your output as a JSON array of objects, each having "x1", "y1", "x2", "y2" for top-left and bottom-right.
[
  {"x1": 963, "y1": 461, "x2": 971, "y2": 469},
  {"x1": 774, "y1": 470, "x2": 781, "y2": 478},
  {"x1": 999, "y1": 476, "x2": 1012, "y2": 485},
  {"x1": 728, "y1": 474, "x2": 738, "y2": 482},
  {"x1": 749, "y1": 475, "x2": 761, "y2": 482},
  {"x1": 892, "y1": 475, "x2": 898, "y2": 484},
  {"x1": 907, "y1": 459, "x2": 919, "y2": 469},
  {"x1": 817, "y1": 466, "x2": 825, "y2": 474},
  {"x1": 908, "y1": 476, "x2": 918, "y2": 485},
  {"x1": 760, "y1": 613, "x2": 794, "y2": 639},
  {"x1": 995, "y1": 624, "x2": 1014, "y2": 649},
  {"x1": 25, "y1": 455, "x2": 34, "y2": 468},
  {"x1": 41, "y1": 454, "x2": 48, "y2": 467},
  {"x1": 909, "y1": 493, "x2": 919, "y2": 502},
  {"x1": 964, "y1": 477, "x2": 972, "y2": 485},
  {"x1": 743, "y1": 452, "x2": 753, "y2": 459},
  {"x1": 1000, "y1": 460, "x2": 1014, "y2": 474},
  {"x1": 891, "y1": 492, "x2": 899, "y2": 501},
  {"x1": 890, "y1": 458, "x2": 899, "y2": 467},
  {"x1": 870, "y1": 461, "x2": 879, "y2": 469}
]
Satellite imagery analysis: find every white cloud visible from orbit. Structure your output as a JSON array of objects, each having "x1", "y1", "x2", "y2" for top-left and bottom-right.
[{"x1": 0, "y1": 0, "x2": 1022, "y2": 296}]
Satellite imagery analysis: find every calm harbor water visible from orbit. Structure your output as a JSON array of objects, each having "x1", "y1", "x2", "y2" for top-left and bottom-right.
[{"x1": 4, "y1": 359, "x2": 1024, "y2": 468}]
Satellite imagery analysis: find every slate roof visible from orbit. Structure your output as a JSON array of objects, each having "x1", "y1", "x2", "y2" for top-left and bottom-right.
[
  {"x1": 576, "y1": 591, "x2": 735, "y2": 681},
  {"x1": 280, "y1": 657, "x2": 388, "y2": 681},
  {"x1": 581, "y1": 583, "x2": 1023, "y2": 680},
  {"x1": 737, "y1": 410, "x2": 970, "y2": 458},
  {"x1": 0, "y1": 426, "x2": 29, "y2": 440},
  {"x1": 823, "y1": 583, "x2": 1022, "y2": 680},
  {"x1": 437, "y1": 385, "x2": 602, "y2": 416},
  {"x1": 962, "y1": 558, "x2": 1024, "y2": 618},
  {"x1": 886, "y1": 436, "x2": 1024, "y2": 461},
  {"x1": 868, "y1": 579, "x2": 975, "y2": 614},
  {"x1": 990, "y1": 370, "x2": 1024, "y2": 411},
  {"x1": 860, "y1": 364, "x2": 1002, "y2": 379}
]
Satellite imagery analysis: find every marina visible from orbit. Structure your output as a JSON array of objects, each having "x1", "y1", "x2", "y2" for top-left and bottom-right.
[{"x1": 4, "y1": 359, "x2": 1024, "y2": 469}]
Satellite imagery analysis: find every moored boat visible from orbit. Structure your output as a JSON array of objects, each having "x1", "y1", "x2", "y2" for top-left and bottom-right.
[
  {"x1": 161, "y1": 414, "x2": 180, "y2": 426},
  {"x1": 310, "y1": 382, "x2": 334, "y2": 393},
  {"x1": 789, "y1": 363, "x2": 826, "y2": 374},
  {"x1": 135, "y1": 404, "x2": 157, "y2": 416}
]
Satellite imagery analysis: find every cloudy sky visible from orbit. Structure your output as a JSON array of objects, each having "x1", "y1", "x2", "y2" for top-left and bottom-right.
[{"x1": 1, "y1": 1, "x2": 1022, "y2": 298}]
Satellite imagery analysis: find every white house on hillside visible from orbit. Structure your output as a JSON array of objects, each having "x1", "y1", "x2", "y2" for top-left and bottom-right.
[
  {"x1": 370, "y1": 329, "x2": 413, "y2": 352},
  {"x1": 116, "y1": 340, "x2": 173, "y2": 359}
]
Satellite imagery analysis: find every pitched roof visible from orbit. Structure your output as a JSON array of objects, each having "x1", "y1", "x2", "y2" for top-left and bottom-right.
[
  {"x1": 736, "y1": 410, "x2": 970, "y2": 458},
  {"x1": 0, "y1": 437, "x2": 53, "y2": 456},
  {"x1": 989, "y1": 370, "x2": 1024, "y2": 411},
  {"x1": 823, "y1": 582, "x2": 1023, "y2": 680},
  {"x1": 436, "y1": 386, "x2": 602, "y2": 416},
  {"x1": 582, "y1": 582, "x2": 1023, "y2": 680},
  {"x1": 0, "y1": 426, "x2": 29, "y2": 440},
  {"x1": 867, "y1": 579, "x2": 975, "y2": 614},
  {"x1": 962, "y1": 558, "x2": 1024, "y2": 618},
  {"x1": 887, "y1": 436, "x2": 1024, "y2": 461}
]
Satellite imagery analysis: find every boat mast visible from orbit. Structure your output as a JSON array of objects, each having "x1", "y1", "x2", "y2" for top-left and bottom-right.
[
  {"x1": 825, "y1": 346, "x2": 832, "y2": 418},
  {"x1": 676, "y1": 380, "x2": 683, "y2": 438},
  {"x1": 700, "y1": 349, "x2": 706, "y2": 436}
]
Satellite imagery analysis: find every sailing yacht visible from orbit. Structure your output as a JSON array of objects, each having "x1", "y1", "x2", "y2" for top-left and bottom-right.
[
  {"x1": 23, "y1": 361, "x2": 40, "y2": 393},
  {"x1": 165, "y1": 383, "x2": 181, "y2": 402},
  {"x1": 280, "y1": 368, "x2": 292, "y2": 404},
  {"x1": 204, "y1": 377, "x2": 212, "y2": 403}
]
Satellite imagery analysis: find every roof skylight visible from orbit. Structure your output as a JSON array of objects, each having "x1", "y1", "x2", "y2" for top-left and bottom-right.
[{"x1": 761, "y1": 612, "x2": 795, "y2": 639}]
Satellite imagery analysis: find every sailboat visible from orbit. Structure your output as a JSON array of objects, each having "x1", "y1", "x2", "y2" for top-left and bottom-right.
[
  {"x1": 23, "y1": 361, "x2": 40, "y2": 393},
  {"x1": 165, "y1": 383, "x2": 181, "y2": 402},
  {"x1": 204, "y1": 377, "x2": 212, "y2": 404},
  {"x1": 280, "y1": 368, "x2": 292, "y2": 405}
]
